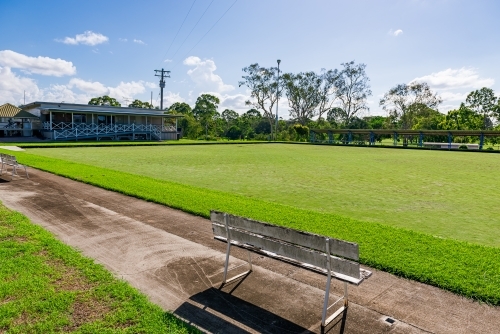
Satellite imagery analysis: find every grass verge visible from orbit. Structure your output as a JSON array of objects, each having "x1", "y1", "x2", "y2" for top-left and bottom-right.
[
  {"x1": 0, "y1": 202, "x2": 200, "y2": 333},
  {"x1": 4, "y1": 149, "x2": 500, "y2": 306}
]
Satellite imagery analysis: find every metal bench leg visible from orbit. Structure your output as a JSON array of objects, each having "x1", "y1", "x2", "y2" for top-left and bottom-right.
[
  {"x1": 321, "y1": 239, "x2": 349, "y2": 333},
  {"x1": 222, "y1": 213, "x2": 252, "y2": 285}
]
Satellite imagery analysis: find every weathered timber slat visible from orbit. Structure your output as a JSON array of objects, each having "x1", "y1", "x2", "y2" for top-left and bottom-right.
[
  {"x1": 210, "y1": 211, "x2": 358, "y2": 261},
  {"x1": 212, "y1": 223, "x2": 360, "y2": 279}
]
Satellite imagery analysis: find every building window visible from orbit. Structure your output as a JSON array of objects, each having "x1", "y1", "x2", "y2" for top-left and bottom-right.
[{"x1": 73, "y1": 114, "x2": 86, "y2": 123}]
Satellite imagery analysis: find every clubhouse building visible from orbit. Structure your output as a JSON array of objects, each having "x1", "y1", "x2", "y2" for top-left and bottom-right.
[{"x1": 2, "y1": 102, "x2": 183, "y2": 141}]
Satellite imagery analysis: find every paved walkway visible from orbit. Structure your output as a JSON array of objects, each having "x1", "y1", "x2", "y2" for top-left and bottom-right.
[{"x1": 0, "y1": 169, "x2": 498, "y2": 333}]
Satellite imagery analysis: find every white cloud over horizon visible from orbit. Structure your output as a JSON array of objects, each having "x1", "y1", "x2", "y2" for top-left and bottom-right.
[
  {"x1": 412, "y1": 68, "x2": 495, "y2": 112},
  {"x1": 57, "y1": 31, "x2": 109, "y2": 46},
  {"x1": 0, "y1": 50, "x2": 76, "y2": 77},
  {"x1": 412, "y1": 68, "x2": 494, "y2": 90},
  {"x1": 183, "y1": 56, "x2": 234, "y2": 93}
]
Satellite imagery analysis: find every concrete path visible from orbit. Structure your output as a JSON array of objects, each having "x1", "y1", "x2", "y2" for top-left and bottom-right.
[{"x1": 0, "y1": 169, "x2": 499, "y2": 333}]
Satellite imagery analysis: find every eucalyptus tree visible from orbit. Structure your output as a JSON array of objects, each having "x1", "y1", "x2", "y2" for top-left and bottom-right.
[
  {"x1": 282, "y1": 71, "x2": 323, "y2": 125},
  {"x1": 239, "y1": 63, "x2": 283, "y2": 138},
  {"x1": 316, "y1": 69, "x2": 341, "y2": 120},
  {"x1": 334, "y1": 61, "x2": 372, "y2": 126},
  {"x1": 380, "y1": 82, "x2": 441, "y2": 130},
  {"x1": 465, "y1": 87, "x2": 498, "y2": 129}
]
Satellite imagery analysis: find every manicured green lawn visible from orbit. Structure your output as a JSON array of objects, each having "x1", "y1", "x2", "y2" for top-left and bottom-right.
[
  {"x1": 0, "y1": 203, "x2": 199, "y2": 333},
  {"x1": 27, "y1": 143, "x2": 500, "y2": 247}
]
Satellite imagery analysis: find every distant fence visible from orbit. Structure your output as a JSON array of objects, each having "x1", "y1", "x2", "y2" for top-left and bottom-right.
[{"x1": 309, "y1": 129, "x2": 500, "y2": 150}]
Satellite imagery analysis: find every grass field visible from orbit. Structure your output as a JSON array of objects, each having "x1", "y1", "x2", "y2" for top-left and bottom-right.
[
  {"x1": 0, "y1": 203, "x2": 199, "y2": 333},
  {"x1": 3, "y1": 144, "x2": 500, "y2": 305},
  {"x1": 26, "y1": 143, "x2": 500, "y2": 247}
]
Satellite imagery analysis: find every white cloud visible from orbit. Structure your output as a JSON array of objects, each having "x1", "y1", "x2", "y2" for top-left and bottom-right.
[
  {"x1": 162, "y1": 92, "x2": 185, "y2": 107},
  {"x1": 438, "y1": 91, "x2": 468, "y2": 102},
  {"x1": 119, "y1": 38, "x2": 128, "y2": 42},
  {"x1": 164, "y1": 59, "x2": 173, "y2": 63},
  {"x1": 218, "y1": 93, "x2": 248, "y2": 113},
  {"x1": 108, "y1": 81, "x2": 154, "y2": 99},
  {"x1": 68, "y1": 78, "x2": 108, "y2": 95},
  {"x1": 389, "y1": 29, "x2": 403, "y2": 37},
  {"x1": 0, "y1": 50, "x2": 76, "y2": 77},
  {"x1": 57, "y1": 31, "x2": 109, "y2": 46},
  {"x1": 411, "y1": 68, "x2": 496, "y2": 112},
  {"x1": 0, "y1": 66, "x2": 40, "y2": 104},
  {"x1": 133, "y1": 39, "x2": 146, "y2": 45},
  {"x1": 412, "y1": 68, "x2": 494, "y2": 89},
  {"x1": 183, "y1": 56, "x2": 234, "y2": 93}
]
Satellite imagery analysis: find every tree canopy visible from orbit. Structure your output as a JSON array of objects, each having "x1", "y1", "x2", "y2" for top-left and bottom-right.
[
  {"x1": 128, "y1": 99, "x2": 153, "y2": 109},
  {"x1": 88, "y1": 95, "x2": 121, "y2": 107}
]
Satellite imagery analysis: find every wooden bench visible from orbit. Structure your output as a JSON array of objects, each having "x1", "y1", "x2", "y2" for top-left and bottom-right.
[
  {"x1": 0, "y1": 153, "x2": 29, "y2": 180},
  {"x1": 211, "y1": 211, "x2": 371, "y2": 332}
]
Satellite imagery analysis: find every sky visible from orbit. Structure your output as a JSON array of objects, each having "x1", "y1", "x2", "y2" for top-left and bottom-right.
[{"x1": 1, "y1": 0, "x2": 499, "y2": 118}]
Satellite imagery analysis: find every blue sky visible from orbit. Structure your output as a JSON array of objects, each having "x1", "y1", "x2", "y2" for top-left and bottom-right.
[{"x1": 1, "y1": 0, "x2": 499, "y2": 117}]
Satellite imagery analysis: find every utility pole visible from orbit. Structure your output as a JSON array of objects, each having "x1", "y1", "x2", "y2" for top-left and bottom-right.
[
  {"x1": 154, "y1": 68, "x2": 170, "y2": 110},
  {"x1": 275, "y1": 59, "x2": 281, "y2": 141}
]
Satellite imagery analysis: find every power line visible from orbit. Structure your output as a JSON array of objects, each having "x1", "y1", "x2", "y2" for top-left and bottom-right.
[
  {"x1": 169, "y1": 0, "x2": 215, "y2": 61},
  {"x1": 158, "y1": 0, "x2": 197, "y2": 66},
  {"x1": 172, "y1": 0, "x2": 238, "y2": 72}
]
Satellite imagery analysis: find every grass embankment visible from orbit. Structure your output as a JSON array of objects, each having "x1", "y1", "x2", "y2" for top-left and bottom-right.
[
  {"x1": 0, "y1": 203, "x2": 199, "y2": 333},
  {"x1": 4, "y1": 148, "x2": 500, "y2": 306}
]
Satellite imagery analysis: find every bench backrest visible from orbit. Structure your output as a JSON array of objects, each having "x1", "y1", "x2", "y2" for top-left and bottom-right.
[
  {"x1": 211, "y1": 211, "x2": 362, "y2": 283},
  {"x1": 0, "y1": 154, "x2": 16, "y2": 165}
]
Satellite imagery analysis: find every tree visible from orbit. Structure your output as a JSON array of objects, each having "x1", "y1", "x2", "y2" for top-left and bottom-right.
[
  {"x1": 240, "y1": 109, "x2": 262, "y2": 138},
  {"x1": 443, "y1": 103, "x2": 483, "y2": 130},
  {"x1": 465, "y1": 87, "x2": 498, "y2": 129},
  {"x1": 380, "y1": 82, "x2": 442, "y2": 130},
  {"x1": 316, "y1": 69, "x2": 340, "y2": 120},
  {"x1": 192, "y1": 94, "x2": 220, "y2": 138},
  {"x1": 128, "y1": 99, "x2": 153, "y2": 109},
  {"x1": 410, "y1": 104, "x2": 445, "y2": 130},
  {"x1": 221, "y1": 109, "x2": 239, "y2": 132},
  {"x1": 326, "y1": 107, "x2": 343, "y2": 126},
  {"x1": 239, "y1": 63, "x2": 282, "y2": 139},
  {"x1": 167, "y1": 102, "x2": 192, "y2": 115},
  {"x1": 335, "y1": 61, "x2": 372, "y2": 126},
  {"x1": 226, "y1": 125, "x2": 243, "y2": 140},
  {"x1": 282, "y1": 71, "x2": 322, "y2": 125},
  {"x1": 88, "y1": 95, "x2": 121, "y2": 107}
]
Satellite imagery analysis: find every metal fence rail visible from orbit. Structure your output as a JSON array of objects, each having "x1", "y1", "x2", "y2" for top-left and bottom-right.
[{"x1": 42, "y1": 122, "x2": 176, "y2": 140}]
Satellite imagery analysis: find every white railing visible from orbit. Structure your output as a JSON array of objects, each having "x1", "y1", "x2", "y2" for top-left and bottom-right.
[{"x1": 42, "y1": 122, "x2": 178, "y2": 140}]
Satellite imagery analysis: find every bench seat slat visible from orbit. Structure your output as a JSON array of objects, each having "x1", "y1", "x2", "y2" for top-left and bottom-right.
[
  {"x1": 211, "y1": 211, "x2": 359, "y2": 261},
  {"x1": 212, "y1": 223, "x2": 361, "y2": 279}
]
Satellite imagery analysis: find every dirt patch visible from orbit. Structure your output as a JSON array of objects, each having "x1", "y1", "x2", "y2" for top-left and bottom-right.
[
  {"x1": 0, "y1": 236, "x2": 28, "y2": 243},
  {"x1": 12, "y1": 311, "x2": 34, "y2": 327},
  {"x1": 63, "y1": 295, "x2": 111, "y2": 331},
  {"x1": 45, "y1": 258, "x2": 96, "y2": 292}
]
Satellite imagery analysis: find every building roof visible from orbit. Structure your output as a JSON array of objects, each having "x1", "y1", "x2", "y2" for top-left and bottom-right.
[
  {"x1": 0, "y1": 103, "x2": 39, "y2": 118},
  {"x1": 22, "y1": 102, "x2": 183, "y2": 118}
]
